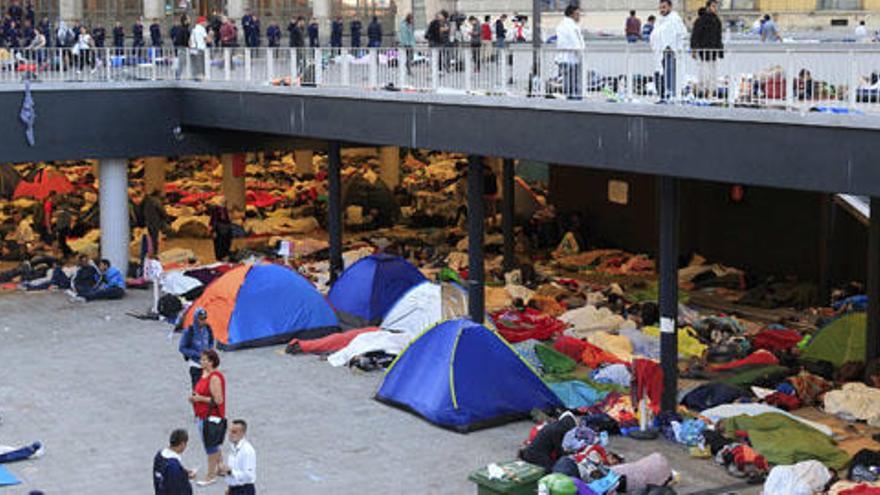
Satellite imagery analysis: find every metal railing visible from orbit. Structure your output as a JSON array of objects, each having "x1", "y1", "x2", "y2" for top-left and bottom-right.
[{"x1": 2, "y1": 46, "x2": 879, "y2": 114}]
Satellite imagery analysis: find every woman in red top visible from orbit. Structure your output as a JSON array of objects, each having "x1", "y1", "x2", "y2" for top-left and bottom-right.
[{"x1": 188, "y1": 349, "x2": 226, "y2": 486}]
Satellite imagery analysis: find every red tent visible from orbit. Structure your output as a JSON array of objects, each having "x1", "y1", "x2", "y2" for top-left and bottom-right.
[{"x1": 13, "y1": 169, "x2": 74, "y2": 199}]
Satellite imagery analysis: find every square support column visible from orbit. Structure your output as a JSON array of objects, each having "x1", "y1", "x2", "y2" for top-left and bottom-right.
[
  {"x1": 868, "y1": 197, "x2": 880, "y2": 362},
  {"x1": 378, "y1": 146, "x2": 401, "y2": 189},
  {"x1": 468, "y1": 155, "x2": 485, "y2": 323},
  {"x1": 502, "y1": 159, "x2": 516, "y2": 273},
  {"x1": 658, "y1": 176, "x2": 680, "y2": 413},
  {"x1": 221, "y1": 153, "x2": 247, "y2": 213},
  {"x1": 294, "y1": 150, "x2": 316, "y2": 175},
  {"x1": 328, "y1": 141, "x2": 343, "y2": 284}
]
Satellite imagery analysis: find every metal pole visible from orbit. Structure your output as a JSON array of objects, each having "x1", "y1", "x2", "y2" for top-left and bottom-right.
[
  {"x1": 468, "y1": 154, "x2": 485, "y2": 324},
  {"x1": 328, "y1": 141, "x2": 344, "y2": 284},
  {"x1": 868, "y1": 197, "x2": 880, "y2": 362},
  {"x1": 502, "y1": 158, "x2": 516, "y2": 273},
  {"x1": 530, "y1": 0, "x2": 542, "y2": 88},
  {"x1": 658, "y1": 176, "x2": 680, "y2": 412},
  {"x1": 818, "y1": 194, "x2": 835, "y2": 306}
]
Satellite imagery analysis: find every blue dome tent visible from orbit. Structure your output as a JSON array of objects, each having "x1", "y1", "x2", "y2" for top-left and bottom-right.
[
  {"x1": 375, "y1": 318, "x2": 562, "y2": 432},
  {"x1": 183, "y1": 263, "x2": 340, "y2": 350},
  {"x1": 328, "y1": 254, "x2": 426, "y2": 328}
]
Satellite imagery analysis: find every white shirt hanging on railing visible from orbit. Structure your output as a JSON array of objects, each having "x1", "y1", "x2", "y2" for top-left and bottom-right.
[
  {"x1": 555, "y1": 16, "x2": 585, "y2": 65},
  {"x1": 649, "y1": 10, "x2": 686, "y2": 71}
]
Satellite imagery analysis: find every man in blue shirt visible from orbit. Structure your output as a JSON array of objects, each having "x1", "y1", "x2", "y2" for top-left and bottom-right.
[
  {"x1": 330, "y1": 16, "x2": 343, "y2": 49},
  {"x1": 150, "y1": 19, "x2": 162, "y2": 47},
  {"x1": 367, "y1": 16, "x2": 382, "y2": 47},
  {"x1": 266, "y1": 19, "x2": 281, "y2": 47},
  {"x1": 179, "y1": 307, "x2": 215, "y2": 389},
  {"x1": 133, "y1": 18, "x2": 145, "y2": 48},
  {"x1": 350, "y1": 18, "x2": 362, "y2": 48},
  {"x1": 74, "y1": 258, "x2": 126, "y2": 302},
  {"x1": 153, "y1": 429, "x2": 194, "y2": 495}
]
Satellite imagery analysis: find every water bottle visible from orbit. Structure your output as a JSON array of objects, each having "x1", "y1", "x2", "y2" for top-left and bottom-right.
[{"x1": 538, "y1": 484, "x2": 550, "y2": 495}]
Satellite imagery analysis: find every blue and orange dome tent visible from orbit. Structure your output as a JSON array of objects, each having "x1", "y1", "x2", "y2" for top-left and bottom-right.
[{"x1": 183, "y1": 263, "x2": 339, "y2": 350}]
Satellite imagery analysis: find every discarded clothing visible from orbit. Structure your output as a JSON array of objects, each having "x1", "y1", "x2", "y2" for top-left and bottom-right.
[
  {"x1": 591, "y1": 364, "x2": 632, "y2": 387},
  {"x1": 513, "y1": 339, "x2": 545, "y2": 372},
  {"x1": 632, "y1": 359, "x2": 664, "y2": 411},
  {"x1": 562, "y1": 425, "x2": 600, "y2": 453},
  {"x1": 561, "y1": 305, "x2": 635, "y2": 335},
  {"x1": 825, "y1": 382, "x2": 880, "y2": 425},
  {"x1": 752, "y1": 328, "x2": 803, "y2": 353},
  {"x1": 681, "y1": 382, "x2": 748, "y2": 411},
  {"x1": 708, "y1": 350, "x2": 779, "y2": 372},
  {"x1": 763, "y1": 460, "x2": 831, "y2": 495},
  {"x1": 586, "y1": 331, "x2": 634, "y2": 363},
  {"x1": 642, "y1": 325, "x2": 707, "y2": 359},
  {"x1": 581, "y1": 341, "x2": 628, "y2": 369},
  {"x1": 554, "y1": 335, "x2": 590, "y2": 362},
  {"x1": 786, "y1": 370, "x2": 832, "y2": 406},
  {"x1": 327, "y1": 330, "x2": 410, "y2": 367},
  {"x1": 286, "y1": 327, "x2": 379, "y2": 355},
  {"x1": 535, "y1": 343, "x2": 577, "y2": 375},
  {"x1": 494, "y1": 308, "x2": 566, "y2": 343},
  {"x1": 611, "y1": 453, "x2": 672, "y2": 493},
  {"x1": 548, "y1": 381, "x2": 608, "y2": 409},
  {"x1": 620, "y1": 327, "x2": 661, "y2": 359}
]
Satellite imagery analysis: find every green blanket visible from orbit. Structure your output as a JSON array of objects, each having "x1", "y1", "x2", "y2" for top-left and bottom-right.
[
  {"x1": 535, "y1": 343, "x2": 577, "y2": 375},
  {"x1": 723, "y1": 413, "x2": 849, "y2": 469},
  {"x1": 717, "y1": 365, "x2": 790, "y2": 388}
]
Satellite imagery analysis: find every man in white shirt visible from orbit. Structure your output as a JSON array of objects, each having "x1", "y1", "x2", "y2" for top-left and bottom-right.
[
  {"x1": 650, "y1": 0, "x2": 687, "y2": 101},
  {"x1": 555, "y1": 5, "x2": 585, "y2": 99},
  {"x1": 855, "y1": 20, "x2": 868, "y2": 41},
  {"x1": 218, "y1": 419, "x2": 256, "y2": 495},
  {"x1": 189, "y1": 16, "x2": 209, "y2": 80}
]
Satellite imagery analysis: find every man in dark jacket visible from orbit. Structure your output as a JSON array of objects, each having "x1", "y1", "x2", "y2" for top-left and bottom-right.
[
  {"x1": 690, "y1": 0, "x2": 723, "y2": 98},
  {"x1": 142, "y1": 190, "x2": 168, "y2": 254},
  {"x1": 133, "y1": 18, "x2": 145, "y2": 48},
  {"x1": 494, "y1": 14, "x2": 507, "y2": 48},
  {"x1": 308, "y1": 18, "x2": 319, "y2": 47},
  {"x1": 153, "y1": 429, "x2": 194, "y2": 494},
  {"x1": 350, "y1": 18, "x2": 362, "y2": 48},
  {"x1": 266, "y1": 19, "x2": 281, "y2": 47},
  {"x1": 288, "y1": 16, "x2": 304, "y2": 48},
  {"x1": 112, "y1": 21, "x2": 124, "y2": 51},
  {"x1": 330, "y1": 16, "x2": 343, "y2": 49},
  {"x1": 179, "y1": 307, "x2": 215, "y2": 388},
  {"x1": 149, "y1": 19, "x2": 162, "y2": 47},
  {"x1": 367, "y1": 16, "x2": 381, "y2": 47}
]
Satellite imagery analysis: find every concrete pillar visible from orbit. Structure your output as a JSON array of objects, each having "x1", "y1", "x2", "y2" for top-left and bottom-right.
[
  {"x1": 59, "y1": 0, "x2": 82, "y2": 23},
  {"x1": 143, "y1": 0, "x2": 164, "y2": 22},
  {"x1": 143, "y1": 157, "x2": 166, "y2": 195},
  {"x1": 378, "y1": 146, "x2": 400, "y2": 189},
  {"x1": 226, "y1": 0, "x2": 245, "y2": 21},
  {"x1": 294, "y1": 150, "x2": 316, "y2": 175},
  {"x1": 221, "y1": 153, "x2": 246, "y2": 212},
  {"x1": 99, "y1": 159, "x2": 130, "y2": 278},
  {"x1": 313, "y1": 0, "x2": 331, "y2": 45}
]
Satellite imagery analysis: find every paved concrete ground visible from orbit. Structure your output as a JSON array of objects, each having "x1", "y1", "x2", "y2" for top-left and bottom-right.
[{"x1": 0, "y1": 290, "x2": 759, "y2": 494}]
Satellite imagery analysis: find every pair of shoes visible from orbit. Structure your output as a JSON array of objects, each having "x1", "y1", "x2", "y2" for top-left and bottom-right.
[
  {"x1": 64, "y1": 289, "x2": 76, "y2": 298},
  {"x1": 69, "y1": 295, "x2": 86, "y2": 303},
  {"x1": 195, "y1": 478, "x2": 217, "y2": 487}
]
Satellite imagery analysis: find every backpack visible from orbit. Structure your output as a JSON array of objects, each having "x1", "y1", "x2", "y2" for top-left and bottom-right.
[{"x1": 158, "y1": 294, "x2": 183, "y2": 320}]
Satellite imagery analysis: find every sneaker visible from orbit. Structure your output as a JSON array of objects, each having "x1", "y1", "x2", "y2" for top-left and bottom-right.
[
  {"x1": 65, "y1": 289, "x2": 76, "y2": 297},
  {"x1": 69, "y1": 295, "x2": 86, "y2": 303},
  {"x1": 195, "y1": 478, "x2": 217, "y2": 487}
]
